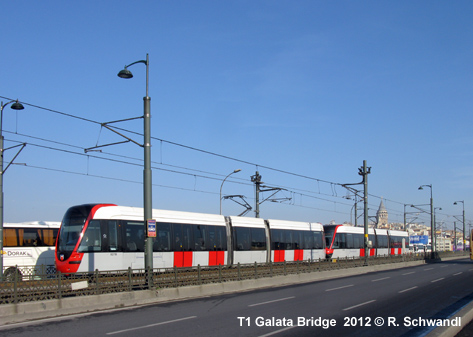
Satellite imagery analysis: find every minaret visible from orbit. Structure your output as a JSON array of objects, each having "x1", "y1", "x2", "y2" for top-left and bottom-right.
[{"x1": 377, "y1": 197, "x2": 388, "y2": 228}]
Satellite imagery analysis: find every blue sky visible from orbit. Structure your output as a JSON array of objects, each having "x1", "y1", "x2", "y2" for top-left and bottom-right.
[{"x1": 1, "y1": 1, "x2": 472, "y2": 229}]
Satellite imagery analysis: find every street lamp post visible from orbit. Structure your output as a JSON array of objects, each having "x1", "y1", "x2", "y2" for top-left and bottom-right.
[
  {"x1": 118, "y1": 54, "x2": 153, "y2": 280},
  {"x1": 0, "y1": 100, "x2": 25, "y2": 279},
  {"x1": 454, "y1": 201, "x2": 465, "y2": 253},
  {"x1": 418, "y1": 184, "x2": 435, "y2": 258},
  {"x1": 220, "y1": 169, "x2": 241, "y2": 215}
]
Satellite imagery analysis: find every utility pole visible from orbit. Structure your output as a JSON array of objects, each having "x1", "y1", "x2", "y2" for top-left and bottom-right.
[
  {"x1": 251, "y1": 171, "x2": 287, "y2": 218},
  {"x1": 251, "y1": 171, "x2": 262, "y2": 218},
  {"x1": 358, "y1": 160, "x2": 371, "y2": 264}
]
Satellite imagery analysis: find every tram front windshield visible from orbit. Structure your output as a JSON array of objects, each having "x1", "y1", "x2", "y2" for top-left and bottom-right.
[
  {"x1": 57, "y1": 205, "x2": 95, "y2": 258},
  {"x1": 324, "y1": 226, "x2": 336, "y2": 247}
]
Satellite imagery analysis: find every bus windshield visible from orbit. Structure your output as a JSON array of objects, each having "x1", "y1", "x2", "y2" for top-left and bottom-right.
[{"x1": 57, "y1": 205, "x2": 94, "y2": 254}]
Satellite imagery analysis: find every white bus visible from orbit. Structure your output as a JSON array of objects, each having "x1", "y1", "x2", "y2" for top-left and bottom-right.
[{"x1": 2, "y1": 221, "x2": 60, "y2": 280}]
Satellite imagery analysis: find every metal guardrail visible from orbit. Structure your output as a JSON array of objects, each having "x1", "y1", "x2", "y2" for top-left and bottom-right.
[{"x1": 0, "y1": 252, "x2": 463, "y2": 305}]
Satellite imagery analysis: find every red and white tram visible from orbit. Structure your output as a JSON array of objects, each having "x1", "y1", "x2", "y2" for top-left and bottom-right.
[
  {"x1": 324, "y1": 224, "x2": 409, "y2": 259},
  {"x1": 55, "y1": 204, "x2": 326, "y2": 273}
]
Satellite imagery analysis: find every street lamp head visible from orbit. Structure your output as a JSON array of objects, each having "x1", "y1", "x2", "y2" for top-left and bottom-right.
[
  {"x1": 234, "y1": 169, "x2": 242, "y2": 173},
  {"x1": 118, "y1": 67, "x2": 133, "y2": 79},
  {"x1": 454, "y1": 202, "x2": 458, "y2": 205},
  {"x1": 418, "y1": 186, "x2": 423, "y2": 190},
  {"x1": 10, "y1": 100, "x2": 24, "y2": 110}
]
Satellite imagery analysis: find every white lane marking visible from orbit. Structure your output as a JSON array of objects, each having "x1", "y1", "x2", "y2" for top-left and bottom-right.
[
  {"x1": 402, "y1": 272, "x2": 415, "y2": 275},
  {"x1": 343, "y1": 300, "x2": 376, "y2": 311},
  {"x1": 106, "y1": 316, "x2": 197, "y2": 335},
  {"x1": 399, "y1": 286, "x2": 418, "y2": 293},
  {"x1": 258, "y1": 326, "x2": 296, "y2": 337},
  {"x1": 249, "y1": 296, "x2": 295, "y2": 307},
  {"x1": 372, "y1": 277, "x2": 390, "y2": 282},
  {"x1": 431, "y1": 278, "x2": 445, "y2": 283},
  {"x1": 424, "y1": 268, "x2": 434, "y2": 271},
  {"x1": 325, "y1": 284, "x2": 354, "y2": 292},
  {"x1": 453, "y1": 272, "x2": 463, "y2": 276},
  {"x1": 441, "y1": 265, "x2": 449, "y2": 268}
]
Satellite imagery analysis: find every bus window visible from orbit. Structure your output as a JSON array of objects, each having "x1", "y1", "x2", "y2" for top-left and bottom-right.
[{"x1": 3, "y1": 228, "x2": 18, "y2": 246}]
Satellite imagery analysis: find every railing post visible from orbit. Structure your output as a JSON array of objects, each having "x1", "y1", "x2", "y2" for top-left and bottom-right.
[
  {"x1": 219, "y1": 264, "x2": 222, "y2": 283},
  {"x1": 254, "y1": 262, "x2": 258, "y2": 279},
  {"x1": 128, "y1": 267, "x2": 132, "y2": 291},
  {"x1": 58, "y1": 272, "x2": 62, "y2": 299},
  {"x1": 237, "y1": 262, "x2": 241, "y2": 280},
  {"x1": 284, "y1": 260, "x2": 287, "y2": 276},
  {"x1": 198, "y1": 264, "x2": 201, "y2": 285},
  {"x1": 95, "y1": 269, "x2": 100, "y2": 295},
  {"x1": 174, "y1": 267, "x2": 178, "y2": 287},
  {"x1": 13, "y1": 269, "x2": 18, "y2": 304},
  {"x1": 270, "y1": 261, "x2": 273, "y2": 277}
]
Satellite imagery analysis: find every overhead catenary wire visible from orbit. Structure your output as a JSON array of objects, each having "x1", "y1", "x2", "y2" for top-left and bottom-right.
[{"x1": 2, "y1": 95, "x2": 461, "y2": 223}]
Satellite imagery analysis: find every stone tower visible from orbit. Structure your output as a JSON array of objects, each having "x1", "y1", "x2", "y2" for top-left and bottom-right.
[{"x1": 377, "y1": 198, "x2": 388, "y2": 229}]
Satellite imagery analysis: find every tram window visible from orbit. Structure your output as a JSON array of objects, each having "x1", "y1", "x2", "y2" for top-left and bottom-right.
[
  {"x1": 369, "y1": 234, "x2": 376, "y2": 248},
  {"x1": 78, "y1": 220, "x2": 102, "y2": 252},
  {"x1": 271, "y1": 229, "x2": 283, "y2": 250},
  {"x1": 233, "y1": 227, "x2": 251, "y2": 251},
  {"x1": 313, "y1": 232, "x2": 324, "y2": 249},
  {"x1": 250, "y1": 228, "x2": 266, "y2": 250},
  {"x1": 390, "y1": 236, "x2": 404, "y2": 248},
  {"x1": 378, "y1": 235, "x2": 388, "y2": 248},
  {"x1": 353, "y1": 234, "x2": 363, "y2": 249},
  {"x1": 108, "y1": 221, "x2": 118, "y2": 251},
  {"x1": 194, "y1": 225, "x2": 206, "y2": 251},
  {"x1": 215, "y1": 226, "x2": 227, "y2": 250},
  {"x1": 303, "y1": 231, "x2": 313, "y2": 249},
  {"x1": 346, "y1": 233, "x2": 354, "y2": 249},
  {"x1": 172, "y1": 224, "x2": 193, "y2": 251},
  {"x1": 293, "y1": 231, "x2": 302, "y2": 249},
  {"x1": 154, "y1": 223, "x2": 170, "y2": 252},
  {"x1": 181, "y1": 224, "x2": 192, "y2": 251},
  {"x1": 173, "y1": 224, "x2": 183, "y2": 251},
  {"x1": 207, "y1": 226, "x2": 216, "y2": 250},
  {"x1": 125, "y1": 221, "x2": 145, "y2": 252},
  {"x1": 334, "y1": 233, "x2": 347, "y2": 249},
  {"x1": 285, "y1": 230, "x2": 293, "y2": 250},
  {"x1": 208, "y1": 226, "x2": 227, "y2": 251}
]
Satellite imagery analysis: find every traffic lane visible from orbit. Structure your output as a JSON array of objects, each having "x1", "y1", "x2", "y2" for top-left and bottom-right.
[
  {"x1": 2, "y1": 259, "x2": 472, "y2": 337},
  {"x1": 102, "y1": 260, "x2": 473, "y2": 337},
  {"x1": 290, "y1": 262, "x2": 473, "y2": 336}
]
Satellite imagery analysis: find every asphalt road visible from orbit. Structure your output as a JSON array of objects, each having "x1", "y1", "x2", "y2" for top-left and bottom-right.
[{"x1": 2, "y1": 258, "x2": 473, "y2": 337}]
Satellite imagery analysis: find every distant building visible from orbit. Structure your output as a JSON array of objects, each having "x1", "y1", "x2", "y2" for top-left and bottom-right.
[{"x1": 376, "y1": 198, "x2": 389, "y2": 229}]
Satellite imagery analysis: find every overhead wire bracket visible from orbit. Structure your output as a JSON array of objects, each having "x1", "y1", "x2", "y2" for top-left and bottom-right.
[
  {"x1": 2, "y1": 142, "x2": 27, "y2": 174},
  {"x1": 84, "y1": 116, "x2": 143, "y2": 153},
  {"x1": 223, "y1": 195, "x2": 252, "y2": 216}
]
